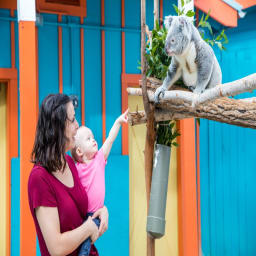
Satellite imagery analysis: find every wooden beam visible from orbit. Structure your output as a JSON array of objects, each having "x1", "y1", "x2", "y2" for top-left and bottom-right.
[
  {"x1": 141, "y1": 0, "x2": 156, "y2": 255},
  {"x1": 154, "y1": 0, "x2": 159, "y2": 27},
  {"x1": 127, "y1": 98, "x2": 256, "y2": 129}
]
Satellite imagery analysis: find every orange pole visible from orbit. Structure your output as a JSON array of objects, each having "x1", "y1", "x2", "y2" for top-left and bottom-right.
[
  {"x1": 160, "y1": 0, "x2": 163, "y2": 24},
  {"x1": 6, "y1": 77, "x2": 18, "y2": 256},
  {"x1": 101, "y1": 0, "x2": 106, "y2": 142},
  {"x1": 5, "y1": 9, "x2": 17, "y2": 256},
  {"x1": 121, "y1": 0, "x2": 128, "y2": 155},
  {"x1": 58, "y1": 15, "x2": 63, "y2": 93},
  {"x1": 19, "y1": 21, "x2": 37, "y2": 256},
  {"x1": 177, "y1": 119, "x2": 199, "y2": 256},
  {"x1": 80, "y1": 17, "x2": 85, "y2": 125}
]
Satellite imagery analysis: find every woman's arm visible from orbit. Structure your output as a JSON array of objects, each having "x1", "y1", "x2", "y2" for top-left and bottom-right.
[{"x1": 36, "y1": 206, "x2": 99, "y2": 256}]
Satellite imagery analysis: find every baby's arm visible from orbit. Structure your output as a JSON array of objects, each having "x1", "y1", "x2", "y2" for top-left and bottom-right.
[{"x1": 102, "y1": 109, "x2": 128, "y2": 159}]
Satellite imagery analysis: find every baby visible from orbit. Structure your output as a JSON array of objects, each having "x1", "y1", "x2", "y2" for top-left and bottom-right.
[{"x1": 71, "y1": 109, "x2": 128, "y2": 256}]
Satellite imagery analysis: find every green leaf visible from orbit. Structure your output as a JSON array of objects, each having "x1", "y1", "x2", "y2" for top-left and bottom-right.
[
  {"x1": 216, "y1": 41, "x2": 223, "y2": 50},
  {"x1": 172, "y1": 142, "x2": 179, "y2": 147},
  {"x1": 173, "y1": 4, "x2": 179, "y2": 15},
  {"x1": 199, "y1": 13, "x2": 204, "y2": 26},
  {"x1": 186, "y1": 10, "x2": 195, "y2": 17},
  {"x1": 181, "y1": 0, "x2": 185, "y2": 7},
  {"x1": 205, "y1": 22, "x2": 213, "y2": 35},
  {"x1": 155, "y1": 19, "x2": 160, "y2": 30},
  {"x1": 205, "y1": 10, "x2": 211, "y2": 21}
]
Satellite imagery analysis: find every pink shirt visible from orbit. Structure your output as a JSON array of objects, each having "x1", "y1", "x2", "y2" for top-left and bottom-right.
[{"x1": 76, "y1": 148, "x2": 107, "y2": 212}]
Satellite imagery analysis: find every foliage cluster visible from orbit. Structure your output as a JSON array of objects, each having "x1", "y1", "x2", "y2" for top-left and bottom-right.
[{"x1": 156, "y1": 121, "x2": 180, "y2": 147}]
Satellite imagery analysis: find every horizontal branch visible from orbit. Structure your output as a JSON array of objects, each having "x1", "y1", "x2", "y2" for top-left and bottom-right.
[
  {"x1": 127, "y1": 74, "x2": 256, "y2": 129},
  {"x1": 128, "y1": 94, "x2": 256, "y2": 129},
  {"x1": 133, "y1": 73, "x2": 256, "y2": 107}
]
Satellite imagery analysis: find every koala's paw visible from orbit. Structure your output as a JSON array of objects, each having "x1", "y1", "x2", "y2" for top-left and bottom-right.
[
  {"x1": 154, "y1": 87, "x2": 165, "y2": 104},
  {"x1": 193, "y1": 87, "x2": 204, "y2": 94}
]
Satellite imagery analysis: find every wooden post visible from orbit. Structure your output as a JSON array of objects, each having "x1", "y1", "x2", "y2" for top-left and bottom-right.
[
  {"x1": 154, "y1": 0, "x2": 159, "y2": 27},
  {"x1": 141, "y1": 0, "x2": 156, "y2": 255}
]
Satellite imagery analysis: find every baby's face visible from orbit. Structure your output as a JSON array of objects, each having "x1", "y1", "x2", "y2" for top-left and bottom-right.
[{"x1": 80, "y1": 127, "x2": 98, "y2": 157}]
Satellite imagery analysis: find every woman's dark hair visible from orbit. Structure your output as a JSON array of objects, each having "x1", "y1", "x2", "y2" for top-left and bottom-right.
[{"x1": 31, "y1": 93, "x2": 72, "y2": 173}]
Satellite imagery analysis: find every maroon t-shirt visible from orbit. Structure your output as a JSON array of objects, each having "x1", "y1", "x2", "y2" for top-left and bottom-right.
[{"x1": 28, "y1": 155, "x2": 99, "y2": 256}]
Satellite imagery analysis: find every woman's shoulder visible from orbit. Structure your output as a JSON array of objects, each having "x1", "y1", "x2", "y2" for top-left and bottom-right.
[{"x1": 29, "y1": 164, "x2": 51, "y2": 184}]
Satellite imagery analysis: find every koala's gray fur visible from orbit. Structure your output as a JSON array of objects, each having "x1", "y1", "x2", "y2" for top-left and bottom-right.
[{"x1": 154, "y1": 15, "x2": 222, "y2": 103}]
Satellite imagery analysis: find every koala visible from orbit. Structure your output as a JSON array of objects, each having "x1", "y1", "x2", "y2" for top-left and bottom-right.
[{"x1": 154, "y1": 15, "x2": 222, "y2": 103}]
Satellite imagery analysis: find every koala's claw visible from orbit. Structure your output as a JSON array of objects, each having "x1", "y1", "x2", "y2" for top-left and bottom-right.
[
  {"x1": 193, "y1": 87, "x2": 204, "y2": 94},
  {"x1": 154, "y1": 87, "x2": 165, "y2": 104}
]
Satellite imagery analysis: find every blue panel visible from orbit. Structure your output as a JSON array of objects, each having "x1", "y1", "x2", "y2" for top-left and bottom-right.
[
  {"x1": 84, "y1": 0, "x2": 101, "y2": 25},
  {"x1": 36, "y1": 236, "x2": 41, "y2": 256},
  {"x1": 105, "y1": 0, "x2": 121, "y2": 27},
  {"x1": 163, "y1": 0, "x2": 177, "y2": 19},
  {"x1": 96, "y1": 155, "x2": 129, "y2": 256},
  {"x1": 105, "y1": 31, "x2": 122, "y2": 154},
  {"x1": 11, "y1": 158, "x2": 20, "y2": 256},
  {"x1": 13, "y1": 15, "x2": 20, "y2": 156},
  {"x1": 124, "y1": 0, "x2": 140, "y2": 74},
  {"x1": 62, "y1": 16, "x2": 72, "y2": 89},
  {"x1": 0, "y1": 9, "x2": 11, "y2": 68},
  {"x1": 125, "y1": 0, "x2": 140, "y2": 29},
  {"x1": 125, "y1": 32, "x2": 141, "y2": 74},
  {"x1": 38, "y1": 14, "x2": 59, "y2": 105},
  {"x1": 200, "y1": 9, "x2": 256, "y2": 255},
  {"x1": 62, "y1": 16, "x2": 82, "y2": 125},
  {"x1": 146, "y1": 0, "x2": 154, "y2": 30},
  {"x1": 200, "y1": 120, "x2": 210, "y2": 255},
  {"x1": 84, "y1": 29, "x2": 102, "y2": 145}
]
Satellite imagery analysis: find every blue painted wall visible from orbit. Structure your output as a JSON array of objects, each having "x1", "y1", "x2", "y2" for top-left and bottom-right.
[{"x1": 200, "y1": 6, "x2": 256, "y2": 256}]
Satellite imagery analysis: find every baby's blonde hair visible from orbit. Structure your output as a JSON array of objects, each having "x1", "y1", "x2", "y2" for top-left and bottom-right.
[{"x1": 71, "y1": 126, "x2": 89, "y2": 162}]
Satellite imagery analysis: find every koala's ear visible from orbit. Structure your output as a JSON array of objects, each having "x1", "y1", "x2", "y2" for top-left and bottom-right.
[
  {"x1": 164, "y1": 15, "x2": 173, "y2": 29},
  {"x1": 179, "y1": 16, "x2": 191, "y2": 29}
]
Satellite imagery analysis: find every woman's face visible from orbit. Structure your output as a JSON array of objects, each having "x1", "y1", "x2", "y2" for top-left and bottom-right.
[{"x1": 65, "y1": 102, "x2": 79, "y2": 152}]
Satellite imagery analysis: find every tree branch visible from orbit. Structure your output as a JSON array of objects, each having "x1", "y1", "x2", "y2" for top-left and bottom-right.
[
  {"x1": 131, "y1": 73, "x2": 256, "y2": 106},
  {"x1": 127, "y1": 74, "x2": 256, "y2": 129}
]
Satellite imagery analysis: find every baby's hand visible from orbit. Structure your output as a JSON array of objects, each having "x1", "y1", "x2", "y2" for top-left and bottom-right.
[{"x1": 117, "y1": 109, "x2": 129, "y2": 124}]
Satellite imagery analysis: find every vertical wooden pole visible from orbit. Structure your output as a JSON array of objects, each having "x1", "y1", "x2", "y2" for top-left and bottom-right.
[
  {"x1": 154, "y1": 0, "x2": 159, "y2": 27},
  {"x1": 141, "y1": 1, "x2": 156, "y2": 255}
]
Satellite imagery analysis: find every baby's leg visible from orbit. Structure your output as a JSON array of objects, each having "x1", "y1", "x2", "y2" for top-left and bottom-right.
[{"x1": 78, "y1": 213, "x2": 101, "y2": 256}]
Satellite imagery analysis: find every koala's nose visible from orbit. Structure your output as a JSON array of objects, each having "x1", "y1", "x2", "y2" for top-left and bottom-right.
[{"x1": 165, "y1": 45, "x2": 169, "y2": 54}]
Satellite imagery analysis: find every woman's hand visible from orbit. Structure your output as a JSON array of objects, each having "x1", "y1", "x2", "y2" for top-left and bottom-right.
[
  {"x1": 85, "y1": 216, "x2": 99, "y2": 244},
  {"x1": 92, "y1": 206, "x2": 109, "y2": 236}
]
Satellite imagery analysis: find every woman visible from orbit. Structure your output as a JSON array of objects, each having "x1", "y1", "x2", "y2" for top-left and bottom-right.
[{"x1": 28, "y1": 94, "x2": 108, "y2": 256}]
